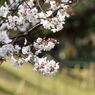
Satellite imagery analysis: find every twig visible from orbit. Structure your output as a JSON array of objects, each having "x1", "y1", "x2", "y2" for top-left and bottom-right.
[{"x1": 11, "y1": 7, "x2": 63, "y2": 45}]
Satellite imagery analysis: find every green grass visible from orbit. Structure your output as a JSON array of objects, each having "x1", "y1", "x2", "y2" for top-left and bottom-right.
[{"x1": 0, "y1": 61, "x2": 95, "y2": 95}]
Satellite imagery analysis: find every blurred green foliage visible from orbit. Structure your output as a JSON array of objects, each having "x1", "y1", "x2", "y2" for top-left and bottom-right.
[
  {"x1": 46, "y1": 0, "x2": 95, "y2": 67},
  {"x1": 0, "y1": 62, "x2": 95, "y2": 95}
]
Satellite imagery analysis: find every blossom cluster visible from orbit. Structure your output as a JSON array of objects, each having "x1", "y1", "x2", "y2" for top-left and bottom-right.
[
  {"x1": 34, "y1": 57, "x2": 59, "y2": 76},
  {"x1": 0, "y1": 0, "x2": 72, "y2": 76},
  {"x1": 34, "y1": 37, "x2": 58, "y2": 55}
]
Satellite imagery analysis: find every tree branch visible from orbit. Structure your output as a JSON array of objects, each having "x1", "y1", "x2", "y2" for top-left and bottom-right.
[{"x1": 11, "y1": 6, "x2": 63, "y2": 45}]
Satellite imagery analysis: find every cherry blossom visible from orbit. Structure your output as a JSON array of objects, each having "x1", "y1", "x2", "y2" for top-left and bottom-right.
[
  {"x1": 0, "y1": 0, "x2": 73, "y2": 76},
  {"x1": 34, "y1": 57, "x2": 59, "y2": 76}
]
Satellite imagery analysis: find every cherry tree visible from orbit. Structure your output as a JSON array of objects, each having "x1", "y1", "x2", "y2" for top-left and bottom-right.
[{"x1": 0, "y1": 0, "x2": 75, "y2": 76}]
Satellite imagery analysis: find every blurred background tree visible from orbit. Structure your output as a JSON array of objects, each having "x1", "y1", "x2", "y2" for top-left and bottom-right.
[{"x1": 45, "y1": 0, "x2": 95, "y2": 67}]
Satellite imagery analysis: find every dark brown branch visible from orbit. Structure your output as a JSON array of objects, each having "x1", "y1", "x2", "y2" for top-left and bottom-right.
[
  {"x1": 9, "y1": 0, "x2": 24, "y2": 11},
  {"x1": 11, "y1": 6, "x2": 63, "y2": 46}
]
